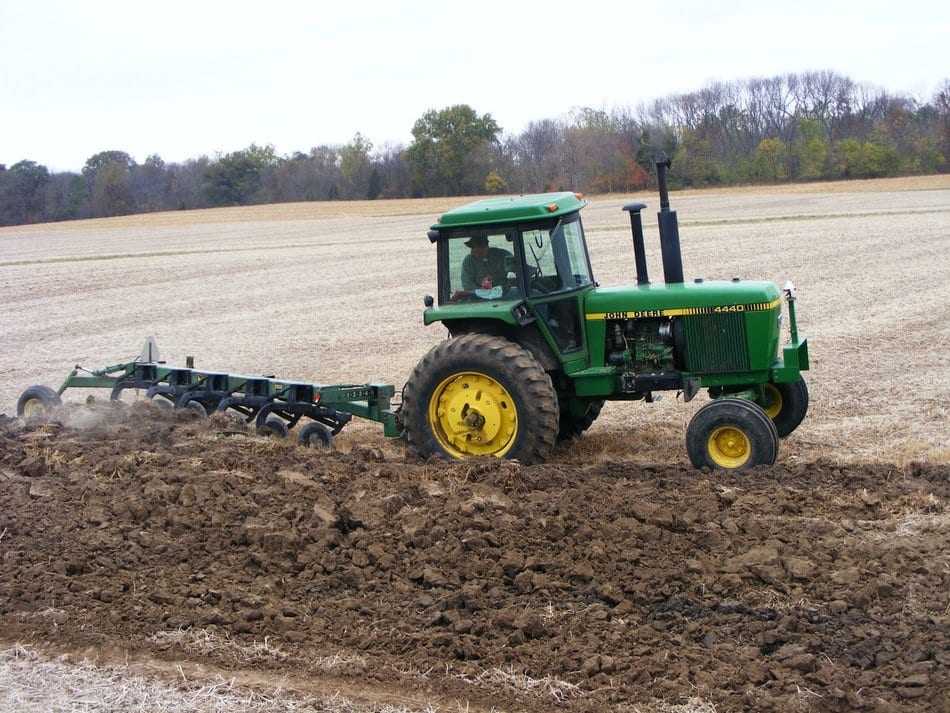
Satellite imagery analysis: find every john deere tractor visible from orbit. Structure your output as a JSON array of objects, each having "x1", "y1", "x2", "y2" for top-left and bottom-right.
[{"x1": 401, "y1": 157, "x2": 809, "y2": 470}]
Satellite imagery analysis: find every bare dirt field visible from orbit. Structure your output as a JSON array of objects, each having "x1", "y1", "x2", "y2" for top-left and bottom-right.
[{"x1": 1, "y1": 176, "x2": 949, "y2": 711}]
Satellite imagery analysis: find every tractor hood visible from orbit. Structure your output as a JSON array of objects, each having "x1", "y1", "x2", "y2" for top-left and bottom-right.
[{"x1": 586, "y1": 280, "x2": 781, "y2": 317}]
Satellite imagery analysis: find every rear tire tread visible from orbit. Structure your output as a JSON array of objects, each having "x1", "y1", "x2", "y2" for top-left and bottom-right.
[{"x1": 402, "y1": 333, "x2": 558, "y2": 464}]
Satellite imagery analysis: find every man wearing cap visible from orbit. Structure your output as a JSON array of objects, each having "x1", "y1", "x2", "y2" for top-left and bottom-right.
[{"x1": 460, "y1": 235, "x2": 513, "y2": 293}]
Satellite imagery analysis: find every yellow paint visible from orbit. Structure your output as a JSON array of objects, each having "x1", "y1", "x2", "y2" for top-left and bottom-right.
[
  {"x1": 586, "y1": 297, "x2": 782, "y2": 321},
  {"x1": 762, "y1": 383, "x2": 783, "y2": 419},
  {"x1": 427, "y1": 371, "x2": 518, "y2": 458},
  {"x1": 706, "y1": 425, "x2": 751, "y2": 468}
]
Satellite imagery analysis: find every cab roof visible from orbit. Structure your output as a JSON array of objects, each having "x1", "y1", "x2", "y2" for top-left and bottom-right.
[{"x1": 431, "y1": 191, "x2": 587, "y2": 231}]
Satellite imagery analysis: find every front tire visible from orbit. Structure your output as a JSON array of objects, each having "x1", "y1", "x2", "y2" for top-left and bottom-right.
[
  {"x1": 760, "y1": 378, "x2": 809, "y2": 438},
  {"x1": 402, "y1": 334, "x2": 559, "y2": 464},
  {"x1": 687, "y1": 398, "x2": 779, "y2": 470}
]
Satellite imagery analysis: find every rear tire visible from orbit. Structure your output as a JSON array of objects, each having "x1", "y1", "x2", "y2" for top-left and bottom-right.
[
  {"x1": 402, "y1": 334, "x2": 558, "y2": 464},
  {"x1": 686, "y1": 398, "x2": 778, "y2": 471},
  {"x1": 16, "y1": 385, "x2": 62, "y2": 418},
  {"x1": 761, "y1": 378, "x2": 809, "y2": 438},
  {"x1": 557, "y1": 398, "x2": 604, "y2": 441}
]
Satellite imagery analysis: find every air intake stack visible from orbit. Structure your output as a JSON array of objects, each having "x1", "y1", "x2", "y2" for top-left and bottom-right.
[
  {"x1": 655, "y1": 155, "x2": 684, "y2": 284},
  {"x1": 621, "y1": 201, "x2": 650, "y2": 285}
]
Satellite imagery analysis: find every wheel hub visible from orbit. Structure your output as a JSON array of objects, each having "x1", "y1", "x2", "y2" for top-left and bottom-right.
[
  {"x1": 428, "y1": 372, "x2": 518, "y2": 457},
  {"x1": 707, "y1": 425, "x2": 751, "y2": 468}
]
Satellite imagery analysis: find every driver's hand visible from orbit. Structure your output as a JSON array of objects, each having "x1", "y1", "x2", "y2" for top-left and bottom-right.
[{"x1": 450, "y1": 290, "x2": 471, "y2": 301}]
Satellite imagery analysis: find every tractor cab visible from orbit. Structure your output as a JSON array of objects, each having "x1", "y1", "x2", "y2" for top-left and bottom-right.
[{"x1": 425, "y1": 192, "x2": 595, "y2": 357}]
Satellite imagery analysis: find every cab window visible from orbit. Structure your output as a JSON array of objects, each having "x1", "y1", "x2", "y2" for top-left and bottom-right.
[
  {"x1": 522, "y1": 217, "x2": 592, "y2": 296},
  {"x1": 444, "y1": 232, "x2": 522, "y2": 303}
]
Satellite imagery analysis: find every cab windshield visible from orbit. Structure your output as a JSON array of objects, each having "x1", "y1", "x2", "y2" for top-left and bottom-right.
[{"x1": 521, "y1": 216, "x2": 592, "y2": 296}]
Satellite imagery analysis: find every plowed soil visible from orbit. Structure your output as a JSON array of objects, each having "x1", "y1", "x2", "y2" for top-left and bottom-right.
[{"x1": 2, "y1": 403, "x2": 948, "y2": 712}]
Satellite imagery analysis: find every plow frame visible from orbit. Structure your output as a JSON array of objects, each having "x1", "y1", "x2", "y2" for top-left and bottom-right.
[{"x1": 54, "y1": 359, "x2": 400, "y2": 438}]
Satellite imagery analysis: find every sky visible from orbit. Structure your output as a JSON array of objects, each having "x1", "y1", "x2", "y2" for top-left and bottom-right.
[{"x1": 1, "y1": 0, "x2": 948, "y2": 172}]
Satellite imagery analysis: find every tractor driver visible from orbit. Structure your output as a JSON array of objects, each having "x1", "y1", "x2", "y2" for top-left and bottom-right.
[{"x1": 452, "y1": 235, "x2": 514, "y2": 300}]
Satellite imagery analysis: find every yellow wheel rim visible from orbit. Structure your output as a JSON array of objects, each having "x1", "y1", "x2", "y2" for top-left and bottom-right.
[
  {"x1": 762, "y1": 384, "x2": 783, "y2": 419},
  {"x1": 427, "y1": 371, "x2": 518, "y2": 458},
  {"x1": 707, "y1": 425, "x2": 751, "y2": 469},
  {"x1": 22, "y1": 398, "x2": 45, "y2": 418}
]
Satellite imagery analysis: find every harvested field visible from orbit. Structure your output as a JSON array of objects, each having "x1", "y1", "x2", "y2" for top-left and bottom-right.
[{"x1": 1, "y1": 176, "x2": 950, "y2": 711}]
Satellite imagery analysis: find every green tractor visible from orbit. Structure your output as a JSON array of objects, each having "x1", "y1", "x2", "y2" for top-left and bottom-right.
[{"x1": 401, "y1": 157, "x2": 809, "y2": 470}]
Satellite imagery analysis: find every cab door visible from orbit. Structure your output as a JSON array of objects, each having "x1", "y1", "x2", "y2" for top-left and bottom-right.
[{"x1": 521, "y1": 215, "x2": 593, "y2": 369}]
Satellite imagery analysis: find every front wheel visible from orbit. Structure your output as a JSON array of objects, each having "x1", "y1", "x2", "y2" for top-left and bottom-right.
[
  {"x1": 687, "y1": 398, "x2": 779, "y2": 471},
  {"x1": 760, "y1": 378, "x2": 809, "y2": 438},
  {"x1": 401, "y1": 334, "x2": 559, "y2": 464}
]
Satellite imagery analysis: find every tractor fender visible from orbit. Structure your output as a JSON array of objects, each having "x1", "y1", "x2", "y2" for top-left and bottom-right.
[{"x1": 445, "y1": 319, "x2": 560, "y2": 373}]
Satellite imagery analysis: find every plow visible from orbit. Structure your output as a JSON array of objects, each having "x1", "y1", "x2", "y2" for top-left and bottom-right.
[
  {"x1": 16, "y1": 156, "x2": 809, "y2": 470},
  {"x1": 17, "y1": 338, "x2": 399, "y2": 449}
]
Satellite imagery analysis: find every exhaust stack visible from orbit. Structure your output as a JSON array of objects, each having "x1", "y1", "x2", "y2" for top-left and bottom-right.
[{"x1": 655, "y1": 155, "x2": 684, "y2": 284}]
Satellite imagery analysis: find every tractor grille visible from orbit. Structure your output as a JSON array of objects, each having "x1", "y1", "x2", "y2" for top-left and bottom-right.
[{"x1": 682, "y1": 313, "x2": 749, "y2": 373}]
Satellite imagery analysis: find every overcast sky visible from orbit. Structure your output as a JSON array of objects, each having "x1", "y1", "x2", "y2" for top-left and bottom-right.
[{"x1": 1, "y1": 0, "x2": 947, "y2": 172}]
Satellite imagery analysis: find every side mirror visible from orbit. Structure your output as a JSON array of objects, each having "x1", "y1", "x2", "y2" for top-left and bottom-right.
[{"x1": 423, "y1": 295, "x2": 434, "y2": 307}]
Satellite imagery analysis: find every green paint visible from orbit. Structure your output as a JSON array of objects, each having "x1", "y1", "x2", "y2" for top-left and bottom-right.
[
  {"x1": 53, "y1": 360, "x2": 398, "y2": 432},
  {"x1": 432, "y1": 192, "x2": 586, "y2": 230},
  {"x1": 423, "y1": 299, "x2": 523, "y2": 327}
]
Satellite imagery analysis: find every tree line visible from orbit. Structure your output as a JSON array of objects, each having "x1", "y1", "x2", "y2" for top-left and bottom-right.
[{"x1": 1, "y1": 71, "x2": 948, "y2": 227}]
